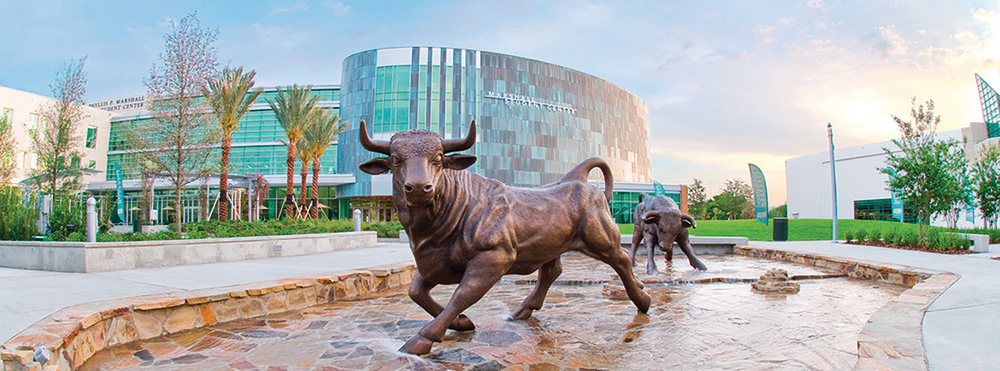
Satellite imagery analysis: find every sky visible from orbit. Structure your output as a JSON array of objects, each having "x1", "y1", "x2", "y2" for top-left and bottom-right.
[{"x1": 2, "y1": 0, "x2": 1000, "y2": 207}]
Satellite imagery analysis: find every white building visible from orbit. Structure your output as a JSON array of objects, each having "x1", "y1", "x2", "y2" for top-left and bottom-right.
[
  {"x1": 0, "y1": 86, "x2": 112, "y2": 187},
  {"x1": 786, "y1": 121, "x2": 998, "y2": 228}
]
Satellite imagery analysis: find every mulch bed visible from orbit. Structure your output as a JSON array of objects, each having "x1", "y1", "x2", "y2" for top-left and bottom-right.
[{"x1": 845, "y1": 241, "x2": 977, "y2": 255}]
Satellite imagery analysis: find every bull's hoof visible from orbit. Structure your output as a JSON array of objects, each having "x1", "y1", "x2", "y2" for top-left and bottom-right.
[
  {"x1": 634, "y1": 292, "x2": 651, "y2": 314},
  {"x1": 399, "y1": 334, "x2": 434, "y2": 355},
  {"x1": 508, "y1": 306, "x2": 534, "y2": 320},
  {"x1": 645, "y1": 268, "x2": 658, "y2": 276},
  {"x1": 450, "y1": 314, "x2": 475, "y2": 331}
]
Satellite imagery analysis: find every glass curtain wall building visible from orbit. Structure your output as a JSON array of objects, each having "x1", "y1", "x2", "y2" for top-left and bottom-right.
[
  {"x1": 100, "y1": 86, "x2": 346, "y2": 221},
  {"x1": 337, "y1": 47, "x2": 654, "y2": 221}
]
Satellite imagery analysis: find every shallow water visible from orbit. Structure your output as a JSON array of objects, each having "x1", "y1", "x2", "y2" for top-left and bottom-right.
[{"x1": 80, "y1": 253, "x2": 904, "y2": 370}]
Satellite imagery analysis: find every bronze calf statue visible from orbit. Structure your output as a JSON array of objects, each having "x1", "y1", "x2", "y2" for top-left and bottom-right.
[
  {"x1": 630, "y1": 195, "x2": 707, "y2": 275},
  {"x1": 358, "y1": 120, "x2": 651, "y2": 355}
]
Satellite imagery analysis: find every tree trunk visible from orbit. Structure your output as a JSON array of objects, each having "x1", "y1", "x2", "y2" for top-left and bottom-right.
[
  {"x1": 284, "y1": 142, "x2": 296, "y2": 219},
  {"x1": 175, "y1": 185, "x2": 183, "y2": 234},
  {"x1": 219, "y1": 133, "x2": 231, "y2": 222},
  {"x1": 311, "y1": 157, "x2": 320, "y2": 219},
  {"x1": 300, "y1": 158, "x2": 308, "y2": 218}
]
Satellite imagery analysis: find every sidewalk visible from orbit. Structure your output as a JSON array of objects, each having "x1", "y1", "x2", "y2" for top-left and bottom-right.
[
  {"x1": 0, "y1": 242, "x2": 414, "y2": 344},
  {"x1": 753, "y1": 240, "x2": 1000, "y2": 371}
]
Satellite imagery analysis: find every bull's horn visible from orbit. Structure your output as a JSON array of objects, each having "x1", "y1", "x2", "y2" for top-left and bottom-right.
[
  {"x1": 682, "y1": 214, "x2": 697, "y2": 229},
  {"x1": 442, "y1": 120, "x2": 476, "y2": 153},
  {"x1": 359, "y1": 120, "x2": 390, "y2": 155}
]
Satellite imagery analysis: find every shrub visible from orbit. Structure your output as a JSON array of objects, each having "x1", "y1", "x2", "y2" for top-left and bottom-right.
[
  {"x1": 364, "y1": 221, "x2": 404, "y2": 238},
  {"x1": 865, "y1": 229, "x2": 881, "y2": 244},
  {"x1": 901, "y1": 230, "x2": 920, "y2": 247},
  {"x1": 844, "y1": 228, "x2": 856, "y2": 243},
  {"x1": 0, "y1": 187, "x2": 39, "y2": 241},
  {"x1": 66, "y1": 231, "x2": 86, "y2": 242},
  {"x1": 48, "y1": 197, "x2": 85, "y2": 237},
  {"x1": 882, "y1": 228, "x2": 901, "y2": 246}
]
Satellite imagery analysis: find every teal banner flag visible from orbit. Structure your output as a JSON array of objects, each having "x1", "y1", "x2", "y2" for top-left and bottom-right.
[
  {"x1": 885, "y1": 167, "x2": 904, "y2": 222},
  {"x1": 748, "y1": 163, "x2": 768, "y2": 226},
  {"x1": 114, "y1": 163, "x2": 125, "y2": 223},
  {"x1": 966, "y1": 202, "x2": 976, "y2": 223},
  {"x1": 653, "y1": 181, "x2": 667, "y2": 197}
]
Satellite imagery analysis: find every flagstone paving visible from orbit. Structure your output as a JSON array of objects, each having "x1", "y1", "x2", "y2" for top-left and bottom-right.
[{"x1": 79, "y1": 254, "x2": 905, "y2": 370}]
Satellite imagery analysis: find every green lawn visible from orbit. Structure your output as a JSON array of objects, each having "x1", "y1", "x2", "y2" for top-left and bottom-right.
[{"x1": 620, "y1": 219, "x2": 940, "y2": 241}]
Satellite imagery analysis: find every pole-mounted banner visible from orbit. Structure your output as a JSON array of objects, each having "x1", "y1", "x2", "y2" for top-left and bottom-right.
[
  {"x1": 748, "y1": 163, "x2": 768, "y2": 226},
  {"x1": 114, "y1": 163, "x2": 125, "y2": 223}
]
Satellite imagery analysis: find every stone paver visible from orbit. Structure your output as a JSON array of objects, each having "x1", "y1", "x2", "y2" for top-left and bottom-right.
[
  {"x1": 4, "y1": 240, "x2": 999, "y2": 370},
  {"x1": 78, "y1": 254, "x2": 902, "y2": 370}
]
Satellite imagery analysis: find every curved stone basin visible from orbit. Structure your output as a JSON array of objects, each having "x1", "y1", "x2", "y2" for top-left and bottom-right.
[{"x1": 79, "y1": 254, "x2": 904, "y2": 370}]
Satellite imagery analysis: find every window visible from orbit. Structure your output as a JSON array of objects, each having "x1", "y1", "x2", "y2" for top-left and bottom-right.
[
  {"x1": 88, "y1": 160, "x2": 96, "y2": 169},
  {"x1": 28, "y1": 113, "x2": 40, "y2": 134},
  {"x1": 86, "y1": 127, "x2": 98, "y2": 148},
  {"x1": 70, "y1": 156, "x2": 80, "y2": 169}
]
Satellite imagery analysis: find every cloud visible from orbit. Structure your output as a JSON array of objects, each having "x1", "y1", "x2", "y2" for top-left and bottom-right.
[
  {"x1": 323, "y1": 1, "x2": 350, "y2": 16},
  {"x1": 868, "y1": 25, "x2": 908, "y2": 59},
  {"x1": 778, "y1": 17, "x2": 796, "y2": 27},
  {"x1": 755, "y1": 25, "x2": 777, "y2": 46},
  {"x1": 271, "y1": 3, "x2": 309, "y2": 16},
  {"x1": 807, "y1": 0, "x2": 824, "y2": 9}
]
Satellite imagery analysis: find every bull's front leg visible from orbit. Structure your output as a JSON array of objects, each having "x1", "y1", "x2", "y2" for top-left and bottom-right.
[
  {"x1": 676, "y1": 234, "x2": 707, "y2": 271},
  {"x1": 407, "y1": 272, "x2": 475, "y2": 331},
  {"x1": 629, "y1": 228, "x2": 643, "y2": 267},
  {"x1": 644, "y1": 232, "x2": 658, "y2": 276},
  {"x1": 400, "y1": 251, "x2": 511, "y2": 355}
]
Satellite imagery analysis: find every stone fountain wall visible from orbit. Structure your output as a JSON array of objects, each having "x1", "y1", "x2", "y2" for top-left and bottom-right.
[{"x1": 0, "y1": 262, "x2": 417, "y2": 371}]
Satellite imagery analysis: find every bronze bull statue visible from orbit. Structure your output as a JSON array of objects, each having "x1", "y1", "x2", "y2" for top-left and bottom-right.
[
  {"x1": 630, "y1": 195, "x2": 707, "y2": 275},
  {"x1": 358, "y1": 120, "x2": 651, "y2": 355}
]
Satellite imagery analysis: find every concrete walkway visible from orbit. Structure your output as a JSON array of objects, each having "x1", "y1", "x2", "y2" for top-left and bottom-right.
[
  {"x1": 3, "y1": 240, "x2": 999, "y2": 370},
  {"x1": 753, "y1": 240, "x2": 1000, "y2": 371}
]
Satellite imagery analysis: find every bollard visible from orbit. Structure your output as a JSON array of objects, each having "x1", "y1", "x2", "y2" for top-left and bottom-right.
[
  {"x1": 353, "y1": 209, "x2": 362, "y2": 232},
  {"x1": 86, "y1": 197, "x2": 97, "y2": 242}
]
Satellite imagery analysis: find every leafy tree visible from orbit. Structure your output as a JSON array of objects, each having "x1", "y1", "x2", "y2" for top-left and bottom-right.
[
  {"x1": 269, "y1": 85, "x2": 321, "y2": 219},
  {"x1": 972, "y1": 144, "x2": 1000, "y2": 228},
  {"x1": 687, "y1": 178, "x2": 708, "y2": 218},
  {"x1": 30, "y1": 57, "x2": 89, "y2": 196},
  {"x1": 879, "y1": 98, "x2": 970, "y2": 238},
  {"x1": 204, "y1": 66, "x2": 263, "y2": 221},
  {"x1": 0, "y1": 114, "x2": 16, "y2": 185},
  {"x1": 768, "y1": 204, "x2": 787, "y2": 218},
  {"x1": 130, "y1": 13, "x2": 220, "y2": 232},
  {"x1": 304, "y1": 111, "x2": 346, "y2": 218},
  {"x1": 707, "y1": 190, "x2": 746, "y2": 220}
]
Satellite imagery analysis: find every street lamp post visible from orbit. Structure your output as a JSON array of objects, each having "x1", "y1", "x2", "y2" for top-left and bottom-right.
[{"x1": 828, "y1": 123, "x2": 838, "y2": 243}]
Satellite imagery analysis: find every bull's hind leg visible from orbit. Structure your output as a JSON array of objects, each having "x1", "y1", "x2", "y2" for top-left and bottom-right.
[
  {"x1": 510, "y1": 257, "x2": 563, "y2": 320},
  {"x1": 582, "y1": 230, "x2": 651, "y2": 313},
  {"x1": 407, "y1": 272, "x2": 475, "y2": 331}
]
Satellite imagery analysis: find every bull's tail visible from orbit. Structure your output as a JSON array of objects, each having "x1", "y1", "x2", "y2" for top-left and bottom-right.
[{"x1": 560, "y1": 157, "x2": 614, "y2": 201}]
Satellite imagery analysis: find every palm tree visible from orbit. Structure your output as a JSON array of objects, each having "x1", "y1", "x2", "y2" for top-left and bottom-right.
[
  {"x1": 268, "y1": 85, "x2": 321, "y2": 219},
  {"x1": 304, "y1": 111, "x2": 347, "y2": 218},
  {"x1": 204, "y1": 67, "x2": 262, "y2": 221},
  {"x1": 296, "y1": 136, "x2": 312, "y2": 218}
]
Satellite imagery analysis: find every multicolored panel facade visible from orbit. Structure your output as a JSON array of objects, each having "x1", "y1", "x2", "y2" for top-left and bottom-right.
[{"x1": 337, "y1": 46, "x2": 651, "y2": 198}]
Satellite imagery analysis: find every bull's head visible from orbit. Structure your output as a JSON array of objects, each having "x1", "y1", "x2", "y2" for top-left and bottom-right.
[
  {"x1": 358, "y1": 120, "x2": 477, "y2": 206},
  {"x1": 641, "y1": 209, "x2": 696, "y2": 247}
]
